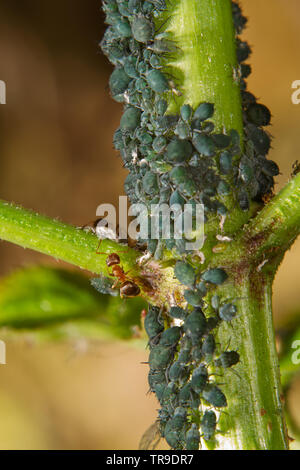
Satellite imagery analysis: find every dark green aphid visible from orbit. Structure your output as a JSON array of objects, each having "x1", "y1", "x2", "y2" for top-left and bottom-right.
[
  {"x1": 238, "y1": 188, "x2": 250, "y2": 212},
  {"x1": 232, "y1": 1, "x2": 247, "y2": 34},
  {"x1": 149, "y1": 345, "x2": 175, "y2": 370},
  {"x1": 239, "y1": 159, "x2": 254, "y2": 184},
  {"x1": 202, "y1": 334, "x2": 216, "y2": 358},
  {"x1": 219, "y1": 303, "x2": 237, "y2": 322},
  {"x1": 236, "y1": 39, "x2": 251, "y2": 62},
  {"x1": 146, "y1": 69, "x2": 169, "y2": 93},
  {"x1": 155, "y1": 98, "x2": 168, "y2": 116},
  {"x1": 260, "y1": 157, "x2": 280, "y2": 177},
  {"x1": 124, "y1": 56, "x2": 139, "y2": 78},
  {"x1": 90, "y1": 277, "x2": 118, "y2": 296},
  {"x1": 186, "y1": 424, "x2": 200, "y2": 450},
  {"x1": 203, "y1": 385, "x2": 227, "y2": 408},
  {"x1": 148, "y1": 369, "x2": 167, "y2": 391},
  {"x1": 194, "y1": 102, "x2": 214, "y2": 121},
  {"x1": 215, "y1": 351, "x2": 240, "y2": 369},
  {"x1": 168, "y1": 361, "x2": 190, "y2": 383},
  {"x1": 241, "y1": 63, "x2": 251, "y2": 78},
  {"x1": 159, "y1": 326, "x2": 182, "y2": 347},
  {"x1": 161, "y1": 382, "x2": 178, "y2": 408},
  {"x1": 177, "y1": 348, "x2": 191, "y2": 365},
  {"x1": 196, "y1": 281, "x2": 207, "y2": 297},
  {"x1": 166, "y1": 138, "x2": 193, "y2": 163},
  {"x1": 154, "y1": 383, "x2": 167, "y2": 402},
  {"x1": 180, "y1": 104, "x2": 193, "y2": 121},
  {"x1": 211, "y1": 294, "x2": 220, "y2": 310},
  {"x1": 109, "y1": 67, "x2": 131, "y2": 97},
  {"x1": 219, "y1": 151, "x2": 233, "y2": 174},
  {"x1": 164, "y1": 407, "x2": 187, "y2": 449},
  {"x1": 184, "y1": 309, "x2": 207, "y2": 343},
  {"x1": 144, "y1": 306, "x2": 164, "y2": 339},
  {"x1": 191, "y1": 365, "x2": 208, "y2": 394},
  {"x1": 170, "y1": 189, "x2": 185, "y2": 207},
  {"x1": 212, "y1": 133, "x2": 231, "y2": 149},
  {"x1": 120, "y1": 107, "x2": 141, "y2": 131},
  {"x1": 184, "y1": 289, "x2": 203, "y2": 307},
  {"x1": 169, "y1": 306, "x2": 187, "y2": 320},
  {"x1": 131, "y1": 16, "x2": 154, "y2": 43},
  {"x1": 142, "y1": 171, "x2": 159, "y2": 195},
  {"x1": 201, "y1": 410, "x2": 217, "y2": 441},
  {"x1": 135, "y1": 77, "x2": 147, "y2": 91},
  {"x1": 175, "y1": 121, "x2": 190, "y2": 140},
  {"x1": 242, "y1": 90, "x2": 256, "y2": 107},
  {"x1": 201, "y1": 268, "x2": 228, "y2": 285},
  {"x1": 217, "y1": 180, "x2": 231, "y2": 196},
  {"x1": 174, "y1": 261, "x2": 196, "y2": 287},
  {"x1": 246, "y1": 103, "x2": 271, "y2": 127},
  {"x1": 149, "y1": 54, "x2": 161, "y2": 68},
  {"x1": 114, "y1": 18, "x2": 132, "y2": 37},
  {"x1": 191, "y1": 345, "x2": 202, "y2": 362},
  {"x1": 246, "y1": 124, "x2": 271, "y2": 155},
  {"x1": 193, "y1": 134, "x2": 216, "y2": 157},
  {"x1": 206, "y1": 316, "x2": 219, "y2": 331}
]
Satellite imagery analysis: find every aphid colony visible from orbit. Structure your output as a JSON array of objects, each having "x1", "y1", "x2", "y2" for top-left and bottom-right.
[
  {"x1": 101, "y1": 0, "x2": 279, "y2": 261},
  {"x1": 99, "y1": 0, "x2": 279, "y2": 449},
  {"x1": 144, "y1": 263, "x2": 239, "y2": 450}
]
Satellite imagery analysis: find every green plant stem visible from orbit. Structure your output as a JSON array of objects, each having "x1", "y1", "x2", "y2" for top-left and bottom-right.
[
  {"x1": 0, "y1": 199, "x2": 183, "y2": 306},
  {"x1": 165, "y1": 0, "x2": 243, "y2": 137},
  {"x1": 216, "y1": 276, "x2": 288, "y2": 449}
]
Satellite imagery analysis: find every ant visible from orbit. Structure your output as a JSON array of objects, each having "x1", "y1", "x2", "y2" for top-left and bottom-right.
[{"x1": 105, "y1": 253, "x2": 141, "y2": 298}]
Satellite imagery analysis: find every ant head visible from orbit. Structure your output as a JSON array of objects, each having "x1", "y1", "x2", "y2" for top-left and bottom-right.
[
  {"x1": 120, "y1": 281, "x2": 140, "y2": 297},
  {"x1": 106, "y1": 253, "x2": 120, "y2": 267}
]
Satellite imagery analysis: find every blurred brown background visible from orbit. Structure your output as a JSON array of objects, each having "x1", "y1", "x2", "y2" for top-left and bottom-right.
[{"x1": 0, "y1": 0, "x2": 299, "y2": 449}]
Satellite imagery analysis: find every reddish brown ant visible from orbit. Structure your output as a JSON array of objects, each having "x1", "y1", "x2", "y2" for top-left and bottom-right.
[{"x1": 105, "y1": 253, "x2": 141, "y2": 298}]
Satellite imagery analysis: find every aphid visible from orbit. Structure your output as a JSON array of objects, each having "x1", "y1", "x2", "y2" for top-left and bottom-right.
[
  {"x1": 131, "y1": 16, "x2": 155, "y2": 43},
  {"x1": 236, "y1": 39, "x2": 251, "y2": 62},
  {"x1": 184, "y1": 289, "x2": 203, "y2": 308},
  {"x1": 149, "y1": 344, "x2": 175, "y2": 370},
  {"x1": 148, "y1": 369, "x2": 167, "y2": 391},
  {"x1": 174, "y1": 261, "x2": 196, "y2": 287},
  {"x1": 120, "y1": 107, "x2": 142, "y2": 131},
  {"x1": 246, "y1": 123, "x2": 271, "y2": 155},
  {"x1": 201, "y1": 268, "x2": 228, "y2": 285},
  {"x1": 169, "y1": 189, "x2": 185, "y2": 207},
  {"x1": 155, "y1": 98, "x2": 168, "y2": 116},
  {"x1": 184, "y1": 309, "x2": 207, "y2": 344},
  {"x1": 241, "y1": 63, "x2": 251, "y2": 78},
  {"x1": 166, "y1": 138, "x2": 193, "y2": 163},
  {"x1": 90, "y1": 276, "x2": 118, "y2": 296},
  {"x1": 219, "y1": 303, "x2": 237, "y2": 322},
  {"x1": 219, "y1": 151, "x2": 233, "y2": 174},
  {"x1": 144, "y1": 306, "x2": 164, "y2": 339},
  {"x1": 192, "y1": 134, "x2": 216, "y2": 157},
  {"x1": 142, "y1": 171, "x2": 159, "y2": 195},
  {"x1": 180, "y1": 104, "x2": 193, "y2": 122},
  {"x1": 113, "y1": 18, "x2": 132, "y2": 38},
  {"x1": 186, "y1": 424, "x2": 201, "y2": 450},
  {"x1": 146, "y1": 69, "x2": 169, "y2": 93},
  {"x1": 201, "y1": 410, "x2": 217, "y2": 441},
  {"x1": 174, "y1": 121, "x2": 190, "y2": 140},
  {"x1": 193, "y1": 102, "x2": 214, "y2": 121},
  {"x1": 239, "y1": 159, "x2": 254, "y2": 184},
  {"x1": 159, "y1": 326, "x2": 182, "y2": 347},
  {"x1": 202, "y1": 334, "x2": 216, "y2": 359},
  {"x1": 246, "y1": 103, "x2": 271, "y2": 127},
  {"x1": 164, "y1": 407, "x2": 187, "y2": 449},
  {"x1": 109, "y1": 67, "x2": 131, "y2": 98},
  {"x1": 212, "y1": 133, "x2": 231, "y2": 149},
  {"x1": 191, "y1": 365, "x2": 208, "y2": 394},
  {"x1": 203, "y1": 385, "x2": 227, "y2": 408},
  {"x1": 215, "y1": 351, "x2": 240, "y2": 368},
  {"x1": 169, "y1": 306, "x2": 187, "y2": 320},
  {"x1": 168, "y1": 361, "x2": 190, "y2": 383},
  {"x1": 238, "y1": 189, "x2": 250, "y2": 212}
]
